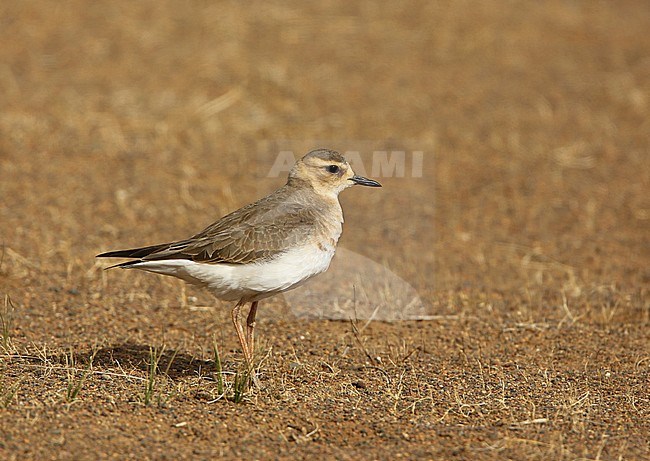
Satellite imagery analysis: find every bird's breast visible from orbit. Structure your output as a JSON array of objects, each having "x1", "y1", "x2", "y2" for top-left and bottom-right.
[{"x1": 237, "y1": 243, "x2": 336, "y2": 296}]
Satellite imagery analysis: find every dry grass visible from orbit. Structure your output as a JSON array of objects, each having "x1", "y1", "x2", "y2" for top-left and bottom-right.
[{"x1": 1, "y1": 0, "x2": 649, "y2": 459}]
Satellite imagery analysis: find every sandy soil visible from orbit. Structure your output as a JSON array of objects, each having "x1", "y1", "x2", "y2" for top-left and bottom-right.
[{"x1": 0, "y1": 1, "x2": 648, "y2": 459}]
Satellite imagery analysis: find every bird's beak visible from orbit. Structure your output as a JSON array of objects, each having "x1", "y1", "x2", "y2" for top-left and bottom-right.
[{"x1": 350, "y1": 175, "x2": 382, "y2": 187}]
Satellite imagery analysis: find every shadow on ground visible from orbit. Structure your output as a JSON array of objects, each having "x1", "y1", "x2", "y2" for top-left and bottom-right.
[{"x1": 54, "y1": 344, "x2": 218, "y2": 380}]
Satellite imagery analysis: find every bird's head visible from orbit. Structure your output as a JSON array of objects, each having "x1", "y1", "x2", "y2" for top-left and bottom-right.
[{"x1": 288, "y1": 149, "x2": 381, "y2": 196}]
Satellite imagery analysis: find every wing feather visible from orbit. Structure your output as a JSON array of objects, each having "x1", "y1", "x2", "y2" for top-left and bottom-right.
[{"x1": 97, "y1": 186, "x2": 324, "y2": 265}]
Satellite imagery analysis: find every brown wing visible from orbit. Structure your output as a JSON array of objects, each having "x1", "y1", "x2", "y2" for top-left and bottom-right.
[{"x1": 98, "y1": 187, "x2": 321, "y2": 265}]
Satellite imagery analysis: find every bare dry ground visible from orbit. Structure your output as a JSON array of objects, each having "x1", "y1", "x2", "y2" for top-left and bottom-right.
[{"x1": 1, "y1": 1, "x2": 649, "y2": 459}]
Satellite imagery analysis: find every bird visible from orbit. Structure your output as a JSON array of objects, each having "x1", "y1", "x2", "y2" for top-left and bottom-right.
[{"x1": 97, "y1": 148, "x2": 381, "y2": 371}]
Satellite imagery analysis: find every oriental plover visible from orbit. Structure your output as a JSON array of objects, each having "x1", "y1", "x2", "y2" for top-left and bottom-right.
[{"x1": 97, "y1": 149, "x2": 381, "y2": 370}]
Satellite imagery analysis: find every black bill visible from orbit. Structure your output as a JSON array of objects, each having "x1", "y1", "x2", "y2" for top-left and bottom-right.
[{"x1": 351, "y1": 175, "x2": 382, "y2": 187}]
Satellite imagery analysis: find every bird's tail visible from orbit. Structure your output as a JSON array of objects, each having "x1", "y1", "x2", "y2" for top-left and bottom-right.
[
  {"x1": 96, "y1": 243, "x2": 171, "y2": 269},
  {"x1": 96, "y1": 243, "x2": 169, "y2": 260}
]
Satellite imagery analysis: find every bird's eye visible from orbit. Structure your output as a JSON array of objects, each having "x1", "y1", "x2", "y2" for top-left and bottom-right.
[{"x1": 327, "y1": 165, "x2": 340, "y2": 174}]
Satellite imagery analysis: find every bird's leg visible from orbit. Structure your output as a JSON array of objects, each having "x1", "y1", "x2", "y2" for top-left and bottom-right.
[
  {"x1": 231, "y1": 301, "x2": 251, "y2": 366},
  {"x1": 245, "y1": 301, "x2": 259, "y2": 362}
]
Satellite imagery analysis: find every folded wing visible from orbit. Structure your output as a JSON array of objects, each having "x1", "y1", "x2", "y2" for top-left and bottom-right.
[{"x1": 97, "y1": 190, "x2": 320, "y2": 266}]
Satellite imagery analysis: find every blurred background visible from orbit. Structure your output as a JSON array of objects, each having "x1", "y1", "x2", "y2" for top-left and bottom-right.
[
  {"x1": 0, "y1": 2, "x2": 649, "y2": 458},
  {"x1": 0, "y1": 0, "x2": 648, "y2": 328}
]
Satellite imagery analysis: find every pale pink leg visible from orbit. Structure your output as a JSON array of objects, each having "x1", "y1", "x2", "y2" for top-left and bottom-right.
[{"x1": 246, "y1": 301, "x2": 259, "y2": 361}]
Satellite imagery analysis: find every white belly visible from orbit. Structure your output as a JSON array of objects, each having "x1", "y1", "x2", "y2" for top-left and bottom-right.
[{"x1": 129, "y1": 244, "x2": 336, "y2": 302}]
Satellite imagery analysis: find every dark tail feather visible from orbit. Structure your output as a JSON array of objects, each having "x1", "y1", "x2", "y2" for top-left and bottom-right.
[
  {"x1": 96, "y1": 243, "x2": 169, "y2": 260},
  {"x1": 103, "y1": 260, "x2": 143, "y2": 270}
]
